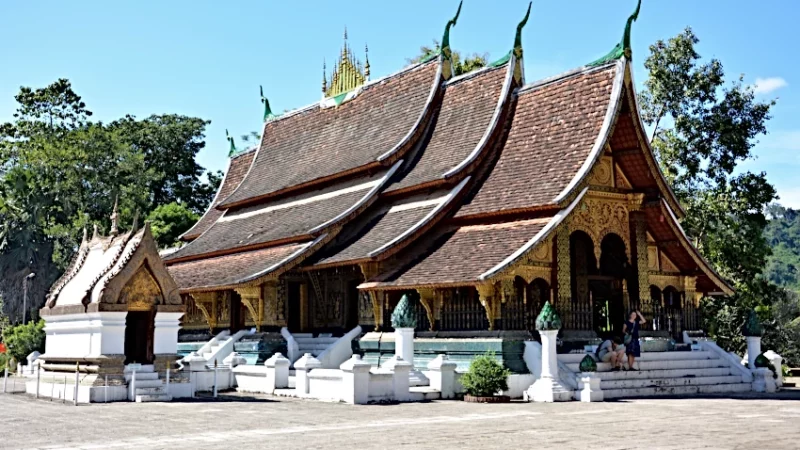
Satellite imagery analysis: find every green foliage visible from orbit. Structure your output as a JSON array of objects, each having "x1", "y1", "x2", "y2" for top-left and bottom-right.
[
  {"x1": 764, "y1": 204, "x2": 800, "y2": 291},
  {"x1": 408, "y1": 40, "x2": 488, "y2": 76},
  {"x1": 460, "y1": 352, "x2": 510, "y2": 397},
  {"x1": 1, "y1": 319, "x2": 45, "y2": 364},
  {"x1": 639, "y1": 28, "x2": 776, "y2": 284},
  {"x1": 0, "y1": 79, "x2": 219, "y2": 322},
  {"x1": 147, "y1": 202, "x2": 200, "y2": 248}
]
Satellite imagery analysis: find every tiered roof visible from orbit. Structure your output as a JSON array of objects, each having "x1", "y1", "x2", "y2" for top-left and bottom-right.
[{"x1": 166, "y1": 1, "x2": 732, "y2": 296}]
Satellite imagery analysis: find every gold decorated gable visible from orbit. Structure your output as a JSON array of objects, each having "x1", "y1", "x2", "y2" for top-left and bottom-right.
[
  {"x1": 323, "y1": 30, "x2": 369, "y2": 98},
  {"x1": 120, "y1": 265, "x2": 163, "y2": 311}
]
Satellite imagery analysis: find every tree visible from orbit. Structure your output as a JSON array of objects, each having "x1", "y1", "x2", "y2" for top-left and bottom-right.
[
  {"x1": 764, "y1": 204, "x2": 800, "y2": 291},
  {"x1": 407, "y1": 40, "x2": 488, "y2": 76},
  {"x1": 639, "y1": 28, "x2": 776, "y2": 283},
  {"x1": 1, "y1": 319, "x2": 45, "y2": 365},
  {"x1": 0, "y1": 80, "x2": 218, "y2": 323},
  {"x1": 147, "y1": 202, "x2": 200, "y2": 248},
  {"x1": 638, "y1": 28, "x2": 799, "y2": 363}
]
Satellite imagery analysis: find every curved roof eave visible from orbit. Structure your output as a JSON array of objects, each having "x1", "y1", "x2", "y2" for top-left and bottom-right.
[
  {"x1": 659, "y1": 199, "x2": 734, "y2": 296},
  {"x1": 479, "y1": 186, "x2": 589, "y2": 281}
]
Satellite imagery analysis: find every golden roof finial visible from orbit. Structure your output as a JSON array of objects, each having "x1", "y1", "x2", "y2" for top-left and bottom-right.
[
  {"x1": 322, "y1": 58, "x2": 328, "y2": 94},
  {"x1": 323, "y1": 27, "x2": 367, "y2": 98},
  {"x1": 365, "y1": 43, "x2": 370, "y2": 80}
]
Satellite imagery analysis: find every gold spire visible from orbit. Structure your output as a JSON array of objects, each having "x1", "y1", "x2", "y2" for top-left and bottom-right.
[
  {"x1": 364, "y1": 43, "x2": 370, "y2": 80},
  {"x1": 324, "y1": 27, "x2": 367, "y2": 98},
  {"x1": 109, "y1": 195, "x2": 119, "y2": 237},
  {"x1": 322, "y1": 59, "x2": 328, "y2": 94}
]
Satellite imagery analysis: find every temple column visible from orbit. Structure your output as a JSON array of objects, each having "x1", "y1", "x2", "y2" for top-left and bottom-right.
[
  {"x1": 476, "y1": 283, "x2": 500, "y2": 331},
  {"x1": 630, "y1": 211, "x2": 651, "y2": 320},
  {"x1": 416, "y1": 288, "x2": 438, "y2": 331},
  {"x1": 235, "y1": 286, "x2": 263, "y2": 332},
  {"x1": 555, "y1": 225, "x2": 572, "y2": 329}
]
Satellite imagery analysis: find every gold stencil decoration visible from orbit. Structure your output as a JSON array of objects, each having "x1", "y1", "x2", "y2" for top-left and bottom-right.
[
  {"x1": 588, "y1": 156, "x2": 614, "y2": 187},
  {"x1": 119, "y1": 265, "x2": 163, "y2": 311},
  {"x1": 647, "y1": 245, "x2": 659, "y2": 270},
  {"x1": 570, "y1": 195, "x2": 631, "y2": 261}
]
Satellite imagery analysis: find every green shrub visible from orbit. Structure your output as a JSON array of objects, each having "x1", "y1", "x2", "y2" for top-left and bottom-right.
[
  {"x1": 460, "y1": 352, "x2": 510, "y2": 397},
  {"x1": 1, "y1": 320, "x2": 45, "y2": 364}
]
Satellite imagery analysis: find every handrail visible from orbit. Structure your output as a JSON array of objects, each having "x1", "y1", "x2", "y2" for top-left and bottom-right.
[
  {"x1": 699, "y1": 340, "x2": 753, "y2": 382},
  {"x1": 281, "y1": 327, "x2": 300, "y2": 364},
  {"x1": 317, "y1": 325, "x2": 362, "y2": 368}
]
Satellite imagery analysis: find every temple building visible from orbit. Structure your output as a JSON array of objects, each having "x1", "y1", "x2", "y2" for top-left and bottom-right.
[{"x1": 165, "y1": 0, "x2": 732, "y2": 366}]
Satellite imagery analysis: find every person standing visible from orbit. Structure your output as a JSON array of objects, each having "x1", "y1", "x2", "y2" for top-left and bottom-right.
[{"x1": 623, "y1": 310, "x2": 646, "y2": 370}]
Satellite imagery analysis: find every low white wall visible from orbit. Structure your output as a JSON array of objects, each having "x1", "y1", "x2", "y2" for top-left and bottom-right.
[
  {"x1": 43, "y1": 312, "x2": 127, "y2": 358},
  {"x1": 189, "y1": 368, "x2": 235, "y2": 392},
  {"x1": 307, "y1": 369, "x2": 344, "y2": 400},
  {"x1": 367, "y1": 369, "x2": 394, "y2": 401}
]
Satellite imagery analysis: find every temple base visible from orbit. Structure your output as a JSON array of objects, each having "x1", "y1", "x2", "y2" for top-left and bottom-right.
[{"x1": 525, "y1": 375, "x2": 572, "y2": 402}]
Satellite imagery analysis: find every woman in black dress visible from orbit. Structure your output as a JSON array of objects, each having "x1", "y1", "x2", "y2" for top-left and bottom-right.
[{"x1": 623, "y1": 310, "x2": 646, "y2": 370}]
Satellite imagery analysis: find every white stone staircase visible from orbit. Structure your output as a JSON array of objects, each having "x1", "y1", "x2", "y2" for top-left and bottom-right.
[
  {"x1": 559, "y1": 350, "x2": 752, "y2": 399},
  {"x1": 282, "y1": 326, "x2": 362, "y2": 369},
  {"x1": 294, "y1": 334, "x2": 339, "y2": 358},
  {"x1": 124, "y1": 365, "x2": 171, "y2": 402}
]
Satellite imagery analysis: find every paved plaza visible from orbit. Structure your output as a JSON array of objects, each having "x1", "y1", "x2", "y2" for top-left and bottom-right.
[{"x1": 2, "y1": 391, "x2": 800, "y2": 450}]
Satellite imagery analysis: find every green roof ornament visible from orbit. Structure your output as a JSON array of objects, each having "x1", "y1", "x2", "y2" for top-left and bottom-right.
[
  {"x1": 260, "y1": 85, "x2": 277, "y2": 122},
  {"x1": 490, "y1": 2, "x2": 532, "y2": 71},
  {"x1": 391, "y1": 294, "x2": 417, "y2": 329},
  {"x1": 579, "y1": 354, "x2": 597, "y2": 373},
  {"x1": 535, "y1": 301, "x2": 562, "y2": 331},
  {"x1": 226, "y1": 129, "x2": 236, "y2": 157},
  {"x1": 513, "y1": 2, "x2": 532, "y2": 58},
  {"x1": 589, "y1": 0, "x2": 641, "y2": 66},
  {"x1": 742, "y1": 309, "x2": 764, "y2": 337},
  {"x1": 441, "y1": 0, "x2": 462, "y2": 62}
]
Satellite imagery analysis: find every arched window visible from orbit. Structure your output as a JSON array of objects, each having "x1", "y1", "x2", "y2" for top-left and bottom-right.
[
  {"x1": 649, "y1": 285, "x2": 663, "y2": 331},
  {"x1": 526, "y1": 278, "x2": 550, "y2": 332},
  {"x1": 663, "y1": 286, "x2": 682, "y2": 337},
  {"x1": 501, "y1": 276, "x2": 528, "y2": 330}
]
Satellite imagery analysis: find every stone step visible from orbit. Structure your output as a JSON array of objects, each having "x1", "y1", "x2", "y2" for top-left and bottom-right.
[
  {"x1": 566, "y1": 358, "x2": 729, "y2": 373},
  {"x1": 602, "y1": 382, "x2": 752, "y2": 399},
  {"x1": 124, "y1": 372, "x2": 159, "y2": 382},
  {"x1": 135, "y1": 394, "x2": 172, "y2": 402},
  {"x1": 558, "y1": 351, "x2": 716, "y2": 364},
  {"x1": 135, "y1": 386, "x2": 166, "y2": 395},
  {"x1": 295, "y1": 340, "x2": 338, "y2": 347},
  {"x1": 600, "y1": 375, "x2": 744, "y2": 390},
  {"x1": 409, "y1": 386, "x2": 441, "y2": 401},
  {"x1": 130, "y1": 379, "x2": 164, "y2": 389},
  {"x1": 124, "y1": 364, "x2": 154, "y2": 373},
  {"x1": 595, "y1": 367, "x2": 733, "y2": 381}
]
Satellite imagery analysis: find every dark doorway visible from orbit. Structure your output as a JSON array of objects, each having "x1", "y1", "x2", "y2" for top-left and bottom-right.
[
  {"x1": 345, "y1": 280, "x2": 360, "y2": 330},
  {"x1": 287, "y1": 281, "x2": 302, "y2": 332},
  {"x1": 594, "y1": 233, "x2": 630, "y2": 337},
  {"x1": 124, "y1": 311, "x2": 155, "y2": 364},
  {"x1": 230, "y1": 291, "x2": 245, "y2": 332}
]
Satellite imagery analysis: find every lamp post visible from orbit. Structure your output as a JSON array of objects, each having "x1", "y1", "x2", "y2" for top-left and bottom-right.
[{"x1": 22, "y1": 273, "x2": 35, "y2": 324}]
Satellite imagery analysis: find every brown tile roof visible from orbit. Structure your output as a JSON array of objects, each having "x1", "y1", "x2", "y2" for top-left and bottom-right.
[
  {"x1": 455, "y1": 64, "x2": 619, "y2": 218},
  {"x1": 313, "y1": 200, "x2": 439, "y2": 266},
  {"x1": 181, "y1": 150, "x2": 255, "y2": 241},
  {"x1": 365, "y1": 218, "x2": 551, "y2": 288},
  {"x1": 386, "y1": 65, "x2": 508, "y2": 192},
  {"x1": 168, "y1": 243, "x2": 309, "y2": 291},
  {"x1": 219, "y1": 60, "x2": 439, "y2": 208},
  {"x1": 166, "y1": 169, "x2": 393, "y2": 261}
]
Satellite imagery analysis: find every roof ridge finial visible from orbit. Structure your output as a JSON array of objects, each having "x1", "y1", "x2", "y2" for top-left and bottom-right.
[
  {"x1": 131, "y1": 209, "x2": 140, "y2": 232},
  {"x1": 82, "y1": 227, "x2": 88, "y2": 243},
  {"x1": 342, "y1": 26, "x2": 348, "y2": 57},
  {"x1": 588, "y1": 0, "x2": 641, "y2": 66},
  {"x1": 441, "y1": 0, "x2": 463, "y2": 62},
  {"x1": 322, "y1": 58, "x2": 328, "y2": 94},
  {"x1": 92, "y1": 223, "x2": 99, "y2": 240},
  {"x1": 260, "y1": 85, "x2": 275, "y2": 122},
  {"x1": 226, "y1": 129, "x2": 236, "y2": 157},
  {"x1": 514, "y1": 2, "x2": 532, "y2": 56},
  {"x1": 364, "y1": 43, "x2": 370, "y2": 80},
  {"x1": 109, "y1": 195, "x2": 119, "y2": 237}
]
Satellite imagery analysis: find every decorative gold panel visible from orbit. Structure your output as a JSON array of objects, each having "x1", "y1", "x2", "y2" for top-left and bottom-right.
[
  {"x1": 514, "y1": 264, "x2": 552, "y2": 284},
  {"x1": 569, "y1": 194, "x2": 631, "y2": 261},
  {"x1": 476, "y1": 283, "x2": 500, "y2": 331},
  {"x1": 588, "y1": 155, "x2": 614, "y2": 187},
  {"x1": 647, "y1": 245, "x2": 659, "y2": 270},
  {"x1": 119, "y1": 266, "x2": 163, "y2": 311}
]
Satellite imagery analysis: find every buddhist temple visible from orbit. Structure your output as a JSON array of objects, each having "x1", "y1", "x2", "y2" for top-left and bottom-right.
[{"x1": 164, "y1": 0, "x2": 732, "y2": 368}]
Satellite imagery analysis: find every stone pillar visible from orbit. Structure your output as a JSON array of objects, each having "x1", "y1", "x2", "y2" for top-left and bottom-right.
[
  {"x1": 294, "y1": 353, "x2": 321, "y2": 395},
  {"x1": 388, "y1": 294, "x2": 428, "y2": 386},
  {"x1": 525, "y1": 302, "x2": 571, "y2": 402},
  {"x1": 743, "y1": 309, "x2": 764, "y2": 371},
  {"x1": 752, "y1": 368, "x2": 777, "y2": 393},
  {"x1": 578, "y1": 373, "x2": 603, "y2": 402},
  {"x1": 340, "y1": 355, "x2": 372, "y2": 404},
  {"x1": 383, "y1": 356, "x2": 412, "y2": 402},
  {"x1": 153, "y1": 311, "x2": 184, "y2": 356},
  {"x1": 427, "y1": 355, "x2": 457, "y2": 399},
  {"x1": 764, "y1": 351, "x2": 783, "y2": 387},
  {"x1": 264, "y1": 352, "x2": 290, "y2": 392}
]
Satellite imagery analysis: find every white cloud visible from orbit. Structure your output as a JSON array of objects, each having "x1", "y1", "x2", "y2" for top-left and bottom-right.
[
  {"x1": 753, "y1": 77, "x2": 788, "y2": 95},
  {"x1": 776, "y1": 186, "x2": 800, "y2": 209}
]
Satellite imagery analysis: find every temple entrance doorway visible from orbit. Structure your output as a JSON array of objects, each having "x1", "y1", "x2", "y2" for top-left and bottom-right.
[
  {"x1": 593, "y1": 234, "x2": 629, "y2": 337},
  {"x1": 124, "y1": 310, "x2": 155, "y2": 364},
  {"x1": 344, "y1": 280, "x2": 360, "y2": 330},
  {"x1": 229, "y1": 290, "x2": 245, "y2": 332}
]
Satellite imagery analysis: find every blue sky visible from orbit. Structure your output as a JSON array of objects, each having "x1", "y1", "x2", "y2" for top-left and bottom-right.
[{"x1": 1, "y1": 1, "x2": 797, "y2": 206}]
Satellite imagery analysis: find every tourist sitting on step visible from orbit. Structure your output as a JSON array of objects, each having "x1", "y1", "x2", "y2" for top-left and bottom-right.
[
  {"x1": 623, "y1": 310, "x2": 646, "y2": 371},
  {"x1": 596, "y1": 336, "x2": 626, "y2": 371}
]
